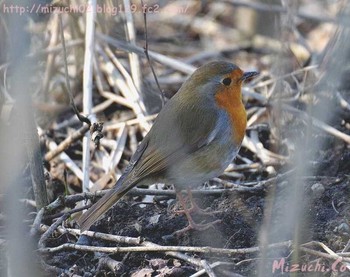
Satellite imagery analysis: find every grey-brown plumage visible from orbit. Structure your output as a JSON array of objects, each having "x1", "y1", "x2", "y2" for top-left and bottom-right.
[{"x1": 78, "y1": 61, "x2": 258, "y2": 232}]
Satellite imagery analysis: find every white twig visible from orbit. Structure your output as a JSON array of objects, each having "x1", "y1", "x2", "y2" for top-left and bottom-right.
[
  {"x1": 82, "y1": 0, "x2": 96, "y2": 191},
  {"x1": 47, "y1": 141, "x2": 94, "y2": 188},
  {"x1": 105, "y1": 114, "x2": 157, "y2": 131},
  {"x1": 109, "y1": 123, "x2": 128, "y2": 172},
  {"x1": 200, "y1": 260, "x2": 217, "y2": 277},
  {"x1": 123, "y1": 0, "x2": 142, "y2": 96},
  {"x1": 104, "y1": 46, "x2": 150, "y2": 131},
  {"x1": 39, "y1": 240, "x2": 292, "y2": 255},
  {"x1": 97, "y1": 32, "x2": 196, "y2": 74},
  {"x1": 190, "y1": 262, "x2": 235, "y2": 277},
  {"x1": 281, "y1": 103, "x2": 350, "y2": 144},
  {"x1": 336, "y1": 91, "x2": 350, "y2": 111},
  {"x1": 97, "y1": 46, "x2": 151, "y2": 132}
]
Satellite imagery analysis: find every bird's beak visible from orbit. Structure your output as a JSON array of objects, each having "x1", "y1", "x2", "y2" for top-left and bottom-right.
[{"x1": 241, "y1": 71, "x2": 259, "y2": 82}]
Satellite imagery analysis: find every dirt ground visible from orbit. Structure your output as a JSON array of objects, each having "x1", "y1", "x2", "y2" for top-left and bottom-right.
[{"x1": 41, "y1": 129, "x2": 350, "y2": 276}]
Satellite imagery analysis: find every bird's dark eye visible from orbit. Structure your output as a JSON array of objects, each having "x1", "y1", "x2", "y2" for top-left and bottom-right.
[{"x1": 222, "y1": 77, "x2": 232, "y2": 86}]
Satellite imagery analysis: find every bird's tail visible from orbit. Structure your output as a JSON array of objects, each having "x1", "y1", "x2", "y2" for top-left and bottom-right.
[{"x1": 77, "y1": 179, "x2": 134, "y2": 232}]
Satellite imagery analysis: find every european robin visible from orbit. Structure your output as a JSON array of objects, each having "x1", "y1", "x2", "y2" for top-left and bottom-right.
[{"x1": 78, "y1": 61, "x2": 259, "y2": 233}]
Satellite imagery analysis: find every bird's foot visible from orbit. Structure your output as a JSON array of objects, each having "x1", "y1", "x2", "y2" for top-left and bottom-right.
[
  {"x1": 174, "y1": 201, "x2": 220, "y2": 216},
  {"x1": 174, "y1": 189, "x2": 220, "y2": 216},
  {"x1": 173, "y1": 219, "x2": 222, "y2": 236},
  {"x1": 171, "y1": 190, "x2": 222, "y2": 236}
]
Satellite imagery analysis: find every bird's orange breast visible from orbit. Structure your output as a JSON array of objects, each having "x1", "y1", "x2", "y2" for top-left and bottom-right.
[{"x1": 215, "y1": 85, "x2": 247, "y2": 146}]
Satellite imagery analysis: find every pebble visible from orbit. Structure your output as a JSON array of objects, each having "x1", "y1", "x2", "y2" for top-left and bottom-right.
[
  {"x1": 336, "y1": 223, "x2": 350, "y2": 234},
  {"x1": 311, "y1": 183, "x2": 325, "y2": 198}
]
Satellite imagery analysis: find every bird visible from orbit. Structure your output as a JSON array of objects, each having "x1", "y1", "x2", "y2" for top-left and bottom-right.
[{"x1": 78, "y1": 61, "x2": 259, "y2": 234}]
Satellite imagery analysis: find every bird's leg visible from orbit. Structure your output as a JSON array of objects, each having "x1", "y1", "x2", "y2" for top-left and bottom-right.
[
  {"x1": 173, "y1": 191, "x2": 221, "y2": 236},
  {"x1": 174, "y1": 189, "x2": 220, "y2": 215}
]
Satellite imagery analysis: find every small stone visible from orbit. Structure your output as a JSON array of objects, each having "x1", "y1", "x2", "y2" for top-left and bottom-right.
[
  {"x1": 338, "y1": 223, "x2": 350, "y2": 234},
  {"x1": 173, "y1": 259, "x2": 181, "y2": 267},
  {"x1": 149, "y1": 214, "x2": 161, "y2": 224},
  {"x1": 149, "y1": 258, "x2": 167, "y2": 269},
  {"x1": 266, "y1": 166, "x2": 276, "y2": 175},
  {"x1": 134, "y1": 222, "x2": 142, "y2": 233},
  {"x1": 311, "y1": 183, "x2": 325, "y2": 198}
]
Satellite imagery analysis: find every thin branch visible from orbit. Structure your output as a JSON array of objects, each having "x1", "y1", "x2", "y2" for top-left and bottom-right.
[
  {"x1": 44, "y1": 124, "x2": 90, "y2": 161},
  {"x1": 336, "y1": 91, "x2": 350, "y2": 111},
  {"x1": 97, "y1": 45, "x2": 151, "y2": 131},
  {"x1": 97, "y1": 32, "x2": 196, "y2": 74},
  {"x1": 190, "y1": 262, "x2": 236, "y2": 277},
  {"x1": 105, "y1": 114, "x2": 157, "y2": 131},
  {"x1": 46, "y1": 226, "x2": 142, "y2": 245},
  {"x1": 42, "y1": 14, "x2": 60, "y2": 99},
  {"x1": 30, "y1": 208, "x2": 45, "y2": 237},
  {"x1": 98, "y1": 256, "x2": 125, "y2": 274},
  {"x1": 41, "y1": 226, "x2": 217, "y2": 272},
  {"x1": 58, "y1": 15, "x2": 91, "y2": 126},
  {"x1": 123, "y1": 0, "x2": 142, "y2": 100},
  {"x1": 299, "y1": 246, "x2": 349, "y2": 262},
  {"x1": 46, "y1": 141, "x2": 94, "y2": 189},
  {"x1": 141, "y1": 0, "x2": 165, "y2": 106},
  {"x1": 38, "y1": 214, "x2": 69, "y2": 248},
  {"x1": 43, "y1": 204, "x2": 92, "y2": 221},
  {"x1": 280, "y1": 103, "x2": 350, "y2": 144},
  {"x1": 200, "y1": 260, "x2": 217, "y2": 277},
  {"x1": 45, "y1": 170, "x2": 293, "y2": 213},
  {"x1": 39, "y1": 240, "x2": 292, "y2": 255}
]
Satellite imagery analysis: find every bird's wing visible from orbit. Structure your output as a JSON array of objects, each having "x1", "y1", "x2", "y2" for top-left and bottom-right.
[
  {"x1": 116, "y1": 137, "x2": 149, "y2": 184},
  {"x1": 128, "y1": 101, "x2": 219, "y2": 182}
]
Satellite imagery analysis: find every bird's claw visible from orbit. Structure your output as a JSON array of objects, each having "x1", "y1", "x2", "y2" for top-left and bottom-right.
[{"x1": 173, "y1": 219, "x2": 222, "y2": 236}]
